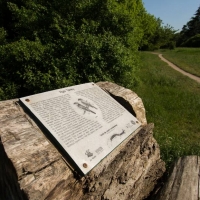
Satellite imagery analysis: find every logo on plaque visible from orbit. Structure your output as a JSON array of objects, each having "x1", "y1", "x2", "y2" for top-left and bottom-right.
[{"x1": 85, "y1": 149, "x2": 93, "y2": 157}]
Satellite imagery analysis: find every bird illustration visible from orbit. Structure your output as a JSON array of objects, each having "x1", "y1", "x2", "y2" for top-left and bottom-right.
[
  {"x1": 74, "y1": 102, "x2": 96, "y2": 114},
  {"x1": 78, "y1": 98, "x2": 97, "y2": 109}
]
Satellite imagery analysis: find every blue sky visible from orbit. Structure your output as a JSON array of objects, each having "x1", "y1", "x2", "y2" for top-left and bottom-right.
[{"x1": 142, "y1": 0, "x2": 200, "y2": 32}]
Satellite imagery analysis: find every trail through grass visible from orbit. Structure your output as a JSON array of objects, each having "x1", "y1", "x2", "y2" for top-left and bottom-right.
[
  {"x1": 132, "y1": 52, "x2": 200, "y2": 168},
  {"x1": 156, "y1": 48, "x2": 200, "y2": 77}
]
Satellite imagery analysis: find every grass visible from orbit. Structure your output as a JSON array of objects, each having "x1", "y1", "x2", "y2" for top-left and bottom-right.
[
  {"x1": 132, "y1": 52, "x2": 200, "y2": 168},
  {"x1": 155, "y1": 48, "x2": 200, "y2": 77}
]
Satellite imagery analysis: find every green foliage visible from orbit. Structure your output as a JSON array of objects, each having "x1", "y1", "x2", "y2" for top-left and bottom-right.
[
  {"x1": 181, "y1": 34, "x2": 200, "y2": 47},
  {"x1": 138, "y1": 13, "x2": 157, "y2": 48},
  {"x1": 0, "y1": 28, "x2": 7, "y2": 44},
  {"x1": 140, "y1": 18, "x2": 177, "y2": 51},
  {"x1": 178, "y1": 6, "x2": 200, "y2": 46},
  {"x1": 0, "y1": 0, "x2": 146, "y2": 100},
  {"x1": 0, "y1": 0, "x2": 180, "y2": 100}
]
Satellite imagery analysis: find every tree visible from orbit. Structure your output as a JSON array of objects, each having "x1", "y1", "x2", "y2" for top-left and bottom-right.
[
  {"x1": 0, "y1": 0, "x2": 146, "y2": 100},
  {"x1": 140, "y1": 17, "x2": 176, "y2": 50},
  {"x1": 178, "y1": 6, "x2": 200, "y2": 46},
  {"x1": 138, "y1": 13, "x2": 158, "y2": 49}
]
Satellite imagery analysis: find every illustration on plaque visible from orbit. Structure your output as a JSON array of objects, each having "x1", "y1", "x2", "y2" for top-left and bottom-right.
[
  {"x1": 78, "y1": 98, "x2": 97, "y2": 110},
  {"x1": 85, "y1": 149, "x2": 93, "y2": 157},
  {"x1": 110, "y1": 129, "x2": 126, "y2": 141},
  {"x1": 73, "y1": 98, "x2": 99, "y2": 116},
  {"x1": 107, "y1": 129, "x2": 126, "y2": 147},
  {"x1": 74, "y1": 102, "x2": 96, "y2": 114}
]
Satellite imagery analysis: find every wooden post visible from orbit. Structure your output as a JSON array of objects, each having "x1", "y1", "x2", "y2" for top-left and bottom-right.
[{"x1": 0, "y1": 82, "x2": 165, "y2": 200}]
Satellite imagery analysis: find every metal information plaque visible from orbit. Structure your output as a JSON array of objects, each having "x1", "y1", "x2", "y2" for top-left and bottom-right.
[{"x1": 20, "y1": 83, "x2": 141, "y2": 174}]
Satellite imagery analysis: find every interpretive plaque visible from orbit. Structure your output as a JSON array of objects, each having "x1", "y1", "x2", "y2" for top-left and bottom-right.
[{"x1": 20, "y1": 83, "x2": 141, "y2": 174}]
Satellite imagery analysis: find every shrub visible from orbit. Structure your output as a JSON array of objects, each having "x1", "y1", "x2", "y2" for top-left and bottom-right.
[
  {"x1": 0, "y1": 0, "x2": 144, "y2": 100},
  {"x1": 181, "y1": 34, "x2": 200, "y2": 47}
]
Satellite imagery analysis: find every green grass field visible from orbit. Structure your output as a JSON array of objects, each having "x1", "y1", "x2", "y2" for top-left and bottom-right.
[
  {"x1": 156, "y1": 48, "x2": 200, "y2": 77},
  {"x1": 132, "y1": 52, "x2": 200, "y2": 168}
]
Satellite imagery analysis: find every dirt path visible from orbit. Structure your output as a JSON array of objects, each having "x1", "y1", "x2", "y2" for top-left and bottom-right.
[{"x1": 152, "y1": 53, "x2": 200, "y2": 84}]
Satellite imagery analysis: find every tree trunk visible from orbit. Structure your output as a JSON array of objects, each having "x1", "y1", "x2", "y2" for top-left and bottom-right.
[
  {"x1": 0, "y1": 82, "x2": 165, "y2": 200},
  {"x1": 153, "y1": 156, "x2": 200, "y2": 200}
]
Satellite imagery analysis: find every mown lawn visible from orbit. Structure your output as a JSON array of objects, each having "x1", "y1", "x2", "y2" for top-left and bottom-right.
[
  {"x1": 156, "y1": 48, "x2": 200, "y2": 77},
  {"x1": 132, "y1": 52, "x2": 200, "y2": 168}
]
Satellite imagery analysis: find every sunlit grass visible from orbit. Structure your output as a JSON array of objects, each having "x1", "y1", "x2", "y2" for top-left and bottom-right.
[
  {"x1": 156, "y1": 48, "x2": 200, "y2": 77},
  {"x1": 132, "y1": 52, "x2": 200, "y2": 168}
]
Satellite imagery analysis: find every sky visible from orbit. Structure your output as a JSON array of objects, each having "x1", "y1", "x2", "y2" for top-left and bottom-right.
[{"x1": 142, "y1": 0, "x2": 200, "y2": 32}]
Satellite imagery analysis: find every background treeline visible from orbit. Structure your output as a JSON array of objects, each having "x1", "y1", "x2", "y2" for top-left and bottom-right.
[
  {"x1": 0, "y1": 0, "x2": 197, "y2": 100},
  {"x1": 176, "y1": 6, "x2": 200, "y2": 47}
]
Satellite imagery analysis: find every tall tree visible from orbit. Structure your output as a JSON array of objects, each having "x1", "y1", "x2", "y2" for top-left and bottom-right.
[
  {"x1": 178, "y1": 6, "x2": 200, "y2": 46},
  {"x1": 140, "y1": 17, "x2": 176, "y2": 50}
]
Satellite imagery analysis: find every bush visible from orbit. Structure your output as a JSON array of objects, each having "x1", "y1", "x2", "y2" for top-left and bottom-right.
[
  {"x1": 181, "y1": 34, "x2": 200, "y2": 47},
  {"x1": 0, "y1": 0, "x2": 144, "y2": 100}
]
